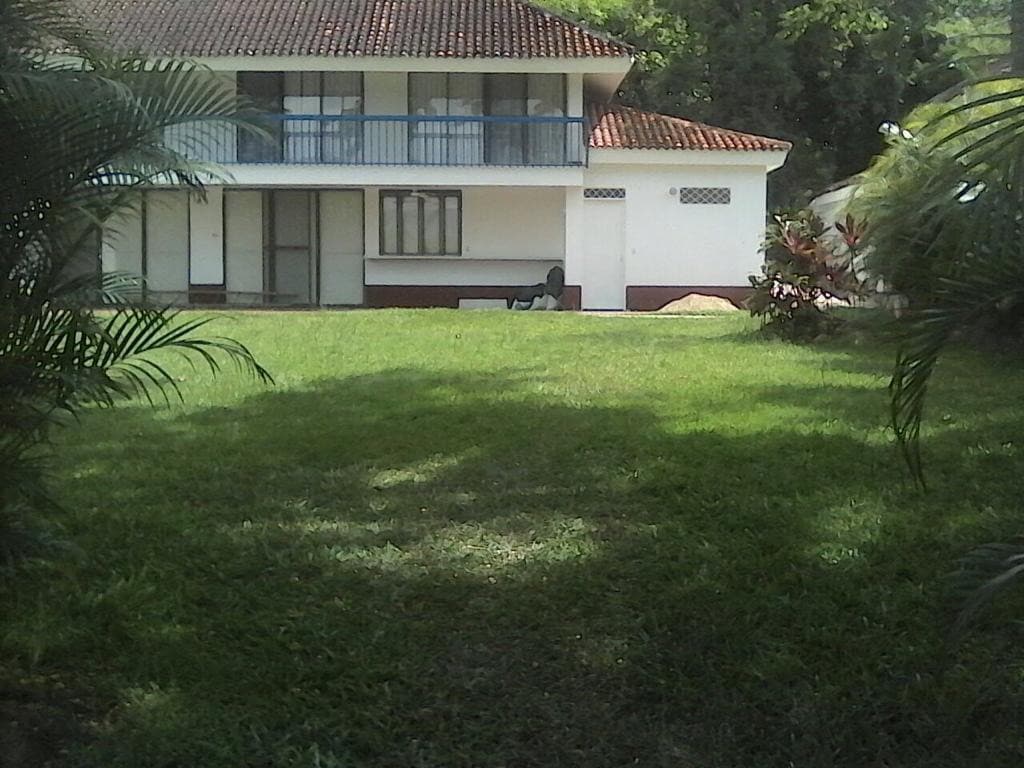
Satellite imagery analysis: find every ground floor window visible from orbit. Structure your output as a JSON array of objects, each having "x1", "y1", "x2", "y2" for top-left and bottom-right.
[{"x1": 379, "y1": 190, "x2": 461, "y2": 256}]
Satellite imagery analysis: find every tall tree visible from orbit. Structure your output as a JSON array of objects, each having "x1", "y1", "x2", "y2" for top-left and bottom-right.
[{"x1": 548, "y1": 0, "x2": 971, "y2": 203}]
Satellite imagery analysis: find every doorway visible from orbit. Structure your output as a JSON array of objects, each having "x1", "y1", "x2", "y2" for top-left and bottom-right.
[
  {"x1": 265, "y1": 190, "x2": 315, "y2": 305},
  {"x1": 582, "y1": 197, "x2": 626, "y2": 310}
]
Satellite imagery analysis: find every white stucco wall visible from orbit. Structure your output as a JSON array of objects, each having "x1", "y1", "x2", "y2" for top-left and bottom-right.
[
  {"x1": 462, "y1": 187, "x2": 564, "y2": 260},
  {"x1": 213, "y1": 164, "x2": 582, "y2": 189},
  {"x1": 363, "y1": 71, "x2": 409, "y2": 164},
  {"x1": 364, "y1": 71, "x2": 407, "y2": 114},
  {"x1": 364, "y1": 186, "x2": 564, "y2": 286},
  {"x1": 106, "y1": 155, "x2": 779, "y2": 305},
  {"x1": 567, "y1": 73, "x2": 584, "y2": 116},
  {"x1": 365, "y1": 257, "x2": 561, "y2": 286},
  {"x1": 581, "y1": 159, "x2": 769, "y2": 289},
  {"x1": 563, "y1": 185, "x2": 584, "y2": 284}
]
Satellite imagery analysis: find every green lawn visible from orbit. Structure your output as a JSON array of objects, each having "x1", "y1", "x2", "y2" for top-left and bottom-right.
[{"x1": 3, "y1": 311, "x2": 1023, "y2": 767}]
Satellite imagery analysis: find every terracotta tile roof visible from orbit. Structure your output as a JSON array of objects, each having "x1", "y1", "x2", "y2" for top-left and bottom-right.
[
  {"x1": 588, "y1": 104, "x2": 792, "y2": 152},
  {"x1": 74, "y1": 0, "x2": 632, "y2": 58}
]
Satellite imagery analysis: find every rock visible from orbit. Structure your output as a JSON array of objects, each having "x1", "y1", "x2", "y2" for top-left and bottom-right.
[{"x1": 655, "y1": 294, "x2": 740, "y2": 314}]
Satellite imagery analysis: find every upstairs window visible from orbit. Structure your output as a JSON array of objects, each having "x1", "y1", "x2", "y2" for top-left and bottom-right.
[
  {"x1": 236, "y1": 72, "x2": 363, "y2": 162},
  {"x1": 487, "y1": 73, "x2": 567, "y2": 165},
  {"x1": 380, "y1": 191, "x2": 461, "y2": 256},
  {"x1": 407, "y1": 73, "x2": 566, "y2": 165},
  {"x1": 281, "y1": 72, "x2": 362, "y2": 117},
  {"x1": 408, "y1": 73, "x2": 485, "y2": 164}
]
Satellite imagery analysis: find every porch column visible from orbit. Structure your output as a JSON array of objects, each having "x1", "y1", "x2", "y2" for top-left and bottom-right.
[{"x1": 364, "y1": 188, "x2": 380, "y2": 259}]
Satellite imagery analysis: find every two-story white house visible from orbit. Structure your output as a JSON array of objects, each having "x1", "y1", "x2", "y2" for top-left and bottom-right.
[{"x1": 82, "y1": 0, "x2": 790, "y2": 310}]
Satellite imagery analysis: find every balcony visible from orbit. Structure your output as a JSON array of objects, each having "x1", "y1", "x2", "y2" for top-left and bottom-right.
[{"x1": 165, "y1": 114, "x2": 587, "y2": 168}]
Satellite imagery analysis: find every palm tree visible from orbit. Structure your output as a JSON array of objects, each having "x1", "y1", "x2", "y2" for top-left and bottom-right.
[
  {"x1": 1, "y1": 0, "x2": 272, "y2": 562},
  {"x1": 861, "y1": 0, "x2": 1024, "y2": 634}
]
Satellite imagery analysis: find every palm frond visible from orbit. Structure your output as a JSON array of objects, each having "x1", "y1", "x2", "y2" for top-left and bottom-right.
[
  {"x1": 95, "y1": 308, "x2": 274, "y2": 400},
  {"x1": 0, "y1": 0, "x2": 98, "y2": 58},
  {"x1": 46, "y1": 269, "x2": 140, "y2": 306},
  {"x1": 856, "y1": 71, "x2": 1024, "y2": 486},
  {"x1": 1, "y1": 56, "x2": 267, "y2": 281},
  {"x1": 1, "y1": 0, "x2": 276, "y2": 566},
  {"x1": 950, "y1": 539, "x2": 1024, "y2": 640},
  {"x1": 887, "y1": 209, "x2": 1024, "y2": 486}
]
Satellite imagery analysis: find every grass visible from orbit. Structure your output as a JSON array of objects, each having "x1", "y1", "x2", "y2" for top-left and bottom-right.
[{"x1": 2, "y1": 310, "x2": 1023, "y2": 767}]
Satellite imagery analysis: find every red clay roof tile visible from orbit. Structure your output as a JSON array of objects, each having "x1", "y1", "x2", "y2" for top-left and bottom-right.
[
  {"x1": 74, "y1": 0, "x2": 632, "y2": 58},
  {"x1": 588, "y1": 104, "x2": 791, "y2": 152}
]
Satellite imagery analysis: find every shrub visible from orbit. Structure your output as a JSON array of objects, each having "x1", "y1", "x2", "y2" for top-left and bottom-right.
[{"x1": 747, "y1": 209, "x2": 867, "y2": 340}]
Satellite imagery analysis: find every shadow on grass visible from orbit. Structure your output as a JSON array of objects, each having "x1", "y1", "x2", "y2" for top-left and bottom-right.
[{"x1": 10, "y1": 367, "x2": 1024, "y2": 768}]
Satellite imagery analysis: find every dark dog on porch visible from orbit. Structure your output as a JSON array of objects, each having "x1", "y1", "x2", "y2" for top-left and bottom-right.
[{"x1": 508, "y1": 266, "x2": 565, "y2": 310}]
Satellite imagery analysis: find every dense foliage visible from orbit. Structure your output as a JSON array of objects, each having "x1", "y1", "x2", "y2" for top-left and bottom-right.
[
  {"x1": 857, "y1": 88, "x2": 1024, "y2": 629},
  {"x1": 848, "y1": 0, "x2": 1024, "y2": 632},
  {"x1": 545, "y1": 0, "x2": 1006, "y2": 204}
]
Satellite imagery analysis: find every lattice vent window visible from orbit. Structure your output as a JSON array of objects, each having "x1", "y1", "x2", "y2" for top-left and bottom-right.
[
  {"x1": 678, "y1": 187, "x2": 731, "y2": 205},
  {"x1": 583, "y1": 187, "x2": 626, "y2": 199}
]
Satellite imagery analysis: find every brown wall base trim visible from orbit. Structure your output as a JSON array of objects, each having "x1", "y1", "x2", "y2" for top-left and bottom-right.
[
  {"x1": 188, "y1": 286, "x2": 227, "y2": 305},
  {"x1": 365, "y1": 284, "x2": 581, "y2": 310},
  {"x1": 625, "y1": 285, "x2": 751, "y2": 311}
]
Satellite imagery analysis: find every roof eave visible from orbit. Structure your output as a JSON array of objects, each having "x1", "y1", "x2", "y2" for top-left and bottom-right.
[
  {"x1": 589, "y1": 147, "x2": 791, "y2": 169},
  {"x1": 171, "y1": 52, "x2": 634, "y2": 73}
]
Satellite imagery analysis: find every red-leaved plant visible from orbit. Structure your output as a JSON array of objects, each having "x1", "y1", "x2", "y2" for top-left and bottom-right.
[{"x1": 746, "y1": 209, "x2": 867, "y2": 339}]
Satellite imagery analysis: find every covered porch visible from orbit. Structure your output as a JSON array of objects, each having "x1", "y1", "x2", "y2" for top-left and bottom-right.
[{"x1": 100, "y1": 185, "x2": 577, "y2": 309}]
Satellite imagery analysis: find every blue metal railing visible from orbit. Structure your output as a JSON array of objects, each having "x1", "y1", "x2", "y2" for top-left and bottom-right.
[{"x1": 166, "y1": 114, "x2": 587, "y2": 168}]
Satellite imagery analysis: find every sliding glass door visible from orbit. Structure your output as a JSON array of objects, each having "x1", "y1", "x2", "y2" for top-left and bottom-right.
[
  {"x1": 486, "y1": 74, "x2": 526, "y2": 165},
  {"x1": 408, "y1": 73, "x2": 566, "y2": 166},
  {"x1": 487, "y1": 74, "x2": 566, "y2": 165},
  {"x1": 409, "y1": 73, "x2": 484, "y2": 164},
  {"x1": 526, "y1": 74, "x2": 567, "y2": 165}
]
